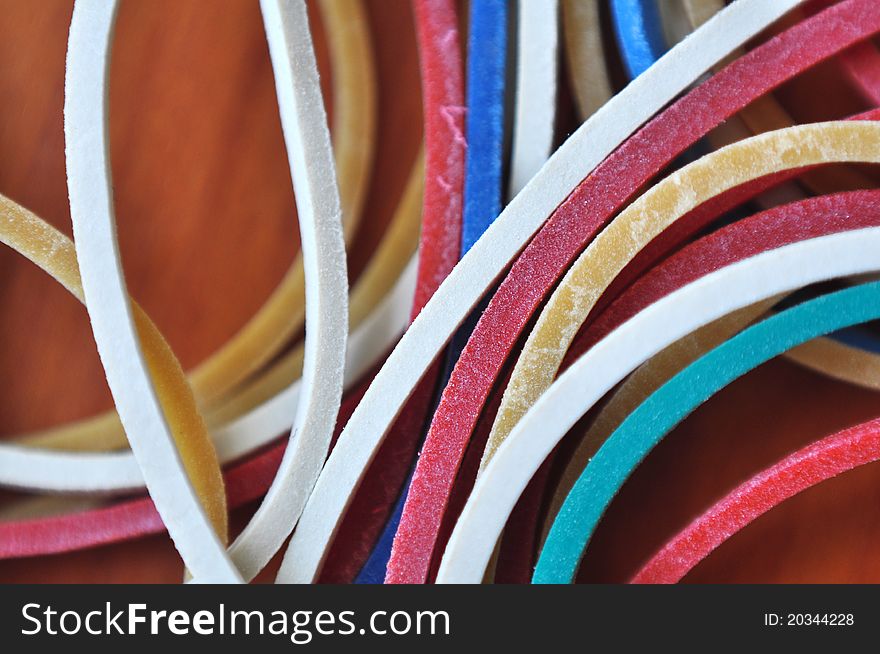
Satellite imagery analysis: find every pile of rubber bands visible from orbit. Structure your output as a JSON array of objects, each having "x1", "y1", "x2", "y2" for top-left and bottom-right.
[{"x1": 3, "y1": 0, "x2": 880, "y2": 583}]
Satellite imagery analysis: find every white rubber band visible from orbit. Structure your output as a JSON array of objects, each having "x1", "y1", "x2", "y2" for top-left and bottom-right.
[
  {"x1": 0, "y1": 257, "x2": 414, "y2": 492},
  {"x1": 64, "y1": 0, "x2": 241, "y2": 583},
  {"x1": 435, "y1": 228, "x2": 880, "y2": 583},
  {"x1": 223, "y1": 0, "x2": 348, "y2": 583},
  {"x1": 509, "y1": 0, "x2": 559, "y2": 199}
]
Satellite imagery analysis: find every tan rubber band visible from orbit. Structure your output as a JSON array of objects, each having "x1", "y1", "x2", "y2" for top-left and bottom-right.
[
  {"x1": 0, "y1": 195, "x2": 228, "y2": 543},
  {"x1": 562, "y1": 0, "x2": 613, "y2": 121},
  {"x1": 483, "y1": 121, "x2": 880, "y2": 472}
]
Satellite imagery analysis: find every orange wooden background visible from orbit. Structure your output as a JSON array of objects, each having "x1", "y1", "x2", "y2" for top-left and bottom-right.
[{"x1": 0, "y1": 0, "x2": 878, "y2": 583}]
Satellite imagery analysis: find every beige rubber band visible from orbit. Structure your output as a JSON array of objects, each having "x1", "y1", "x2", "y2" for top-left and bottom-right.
[
  {"x1": 0, "y1": 194, "x2": 229, "y2": 546},
  {"x1": 562, "y1": 0, "x2": 612, "y2": 121},
  {"x1": 483, "y1": 122, "x2": 880, "y2": 473}
]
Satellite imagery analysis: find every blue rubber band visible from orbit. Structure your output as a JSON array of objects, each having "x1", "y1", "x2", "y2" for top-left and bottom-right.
[
  {"x1": 534, "y1": 280, "x2": 880, "y2": 583},
  {"x1": 460, "y1": 0, "x2": 509, "y2": 254},
  {"x1": 355, "y1": 0, "x2": 509, "y2": 583},
  {"x1": 610, "y1": 0, "x2": 667, "y2": 79}
]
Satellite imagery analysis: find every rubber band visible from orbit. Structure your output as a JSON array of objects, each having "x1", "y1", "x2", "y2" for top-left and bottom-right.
[
  {"x1": 0, "y1": 252, "x2": 415, "y2": 493},
  {"x1": 275, "y1": 0, "x2": 466, "y2": 583},
  {"x1": 542, "y1": 190, "x2": 880, "y2": 540},
  {"x1": 0, "y1": 304, "x2": 406, "y2": 560},
  {"x1": 645, "y1": 1, "x2": 880, "y2": 381},
  {"x1": 632, "y1": 416, "x2": 880, "y2": 584},
  {"x1": 562, "y1": 0, "x2": 613, "y2": 121},
  {"x1": 65, "y1": 0, "x2": 240, "y2": 582},
  {"x1": 656, "y1": 0, "x2": 694, "y2": 46},
  {"x1": 610, "y1": 0, "x2": 667, "y2": 79},
  {"x1": 509, "y1": 0, "x2": 558, "y2": 198},
  {"x1": 387, "y1": 0, "x2": 869, "y2": 584},
  {"x1": 435, "y1": 227, "x2": 880, "y2": 583},
  {"x1": 538, "y1": 280, "x2": 880, "y2": 583},
  {"x1": 786, "y1": 336, "x2": 880, "y2": 390},
  {"x1": 284, "y1": 0, "x2": 802, "y2": 584},
  {"x1": 0, "y1": 195, "x2": 227, "y2": 547},
  {"x1": 16, "y1": 0, "x2": 376, "y2": 453},
  {"x1": 839, "y1": 42, "x2": 880, "y2": 105},
  {"x1": 312, "y1": 0, "x2": 468, "y2": 584},
  {"x1": 482, "y1": 121, "x2": 880, "y2": 497},
  {"x1": 682, "y1": 0, "x2": 877, "y2": 197},
  {"x1": 0, "y1": 430, "x2": 288, "y2": 559},
  {"x1": 460, "y1": 0, "x2": 508, "y2": 254},
  {"x1": 203, "y1": 152, "x2": 424, "y2": 428},
  {"x1": 32, "y1": 0, "x2": 346, "y2": 581},
  {"x1": 209, "y1": 0, "x2": 347, "y2": 583},
  {"x1": 806, "y1": 0, "x2": 880, "y2": 105},
  {"x1": 345, "y1": 0, "x2": 508, "y2": 585}
]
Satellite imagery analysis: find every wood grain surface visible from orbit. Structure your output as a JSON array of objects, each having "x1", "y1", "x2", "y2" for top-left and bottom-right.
[{"x1": 0, "y1": 0, "x2": 877, "y2": 583}]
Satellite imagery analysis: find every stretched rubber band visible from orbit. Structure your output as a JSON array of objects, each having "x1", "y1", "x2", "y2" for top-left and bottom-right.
[
  {"x1": 435, "y1": 227, "x2": 880, "y2": 583},
  {"x1": 539, "y1": 280, "x2": 880, "y2": 583},
  {"x1": 387, "y1": 0, "x2": 868, "y2": 584}
]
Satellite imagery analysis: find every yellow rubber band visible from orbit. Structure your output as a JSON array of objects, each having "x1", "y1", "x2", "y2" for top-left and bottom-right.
[{"x1": 0, "y1": 195, "x2": 227, "y2": 542}]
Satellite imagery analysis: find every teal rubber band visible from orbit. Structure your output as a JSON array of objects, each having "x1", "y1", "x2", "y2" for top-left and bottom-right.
[{"x1": 534, "y1": 279, "x2": 880, "y2": 583}]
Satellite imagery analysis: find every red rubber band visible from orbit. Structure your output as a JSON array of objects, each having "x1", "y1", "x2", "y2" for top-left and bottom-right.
[
  {"x1": 386, "y1": 0, "x2": 880, "y2": 583},
  {"x1": 291, "y1": 0, "x2": 466, "y2": 583},
  {"x1": 631, "y1": 417, "x2": 880, "y2": 584}
]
